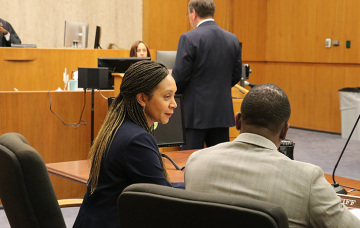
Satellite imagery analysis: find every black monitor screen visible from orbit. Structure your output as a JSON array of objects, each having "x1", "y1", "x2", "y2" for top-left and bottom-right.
[
  {"x1": 98, "y1": 57, "x2": 151, "y2": 73},
  {"x1": 98, "y1": 57, "x2": 151, "y2": 89},
  {"x1": 94, "y1": 26, "x2": 101, "y2": 49},
  {"x1": 154, "y1": 94, "x2": 186, "y2": 147}
]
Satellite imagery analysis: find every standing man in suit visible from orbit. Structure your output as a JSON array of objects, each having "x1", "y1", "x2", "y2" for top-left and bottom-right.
[
  {"x1": 185, "y1": 83, "x2": 360, "y2": 227},
  {"x1": 172, "y1": 0, "x2": 242, "y2": 150},
  {"x1": 0, "y1": 18, "x2": 21, "y2": 47}
]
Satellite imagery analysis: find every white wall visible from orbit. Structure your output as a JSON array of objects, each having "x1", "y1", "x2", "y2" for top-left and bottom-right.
[{"x1": 1, "y1": 0, "x2": 142, "y2": 49}]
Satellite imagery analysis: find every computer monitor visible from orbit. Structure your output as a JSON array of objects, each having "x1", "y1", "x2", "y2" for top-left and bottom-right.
[
  {"x1": 156, "y1": 51, "x2": 177, "y2": 69},
  {"x1": 98, "y1": 57, "x2": 151, "y2": 89},
  {"x1": 154, "y1": 94, "x2": 186, "y2": 147},
  {"x1": 64, "y1": 20, "x2": 89, "y2": 48},
  {"x1": 94, "y1": 26, "x2": 101, "y2": 49},
  {"x1": 107, "y1": 94, "x2": 186, "y2": 147}
]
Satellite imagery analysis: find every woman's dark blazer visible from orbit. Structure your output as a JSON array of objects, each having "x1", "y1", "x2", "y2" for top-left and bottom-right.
[{"x1": 73, "y1": 117, "x2": 172, "y2": 228}]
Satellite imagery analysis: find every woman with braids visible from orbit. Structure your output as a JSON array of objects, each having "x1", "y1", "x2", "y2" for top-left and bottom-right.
[{"x1": 73, "y1": 60, "x2": 179, "y2": 228}]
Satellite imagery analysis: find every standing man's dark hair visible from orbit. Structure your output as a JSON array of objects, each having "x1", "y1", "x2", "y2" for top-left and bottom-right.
[
  {"x1": 241, "y1": 83, "x2": 291, "y2": 134},
  {"x1": 188, "y1": 0, "x2": 216, "y2": 18},
  {"x1": 172, "y1": 0, "x2": 242, "y2": 150},
  {"x1": 0, "y1": 18, "x2": 21, "y2": 47}
]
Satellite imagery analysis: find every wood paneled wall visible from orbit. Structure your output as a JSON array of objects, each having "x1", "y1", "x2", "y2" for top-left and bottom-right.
[
  {"x1": 0, "y1": 90, "x2": 113, "y2": 199},
  {"x1": 143, "y1": 0, "x2": 190, "y2": 51},
  {"x1": 143, "y1": 0, "x2": 360, "y2": 133},
  {"x1": 0, "y1": 48, "x2": 157, "y2": 92},
  {"x1": 143, "y1": 0, "x2": 267, "y2": 59},
  {"x1": 266, "y1": 0, "x2": 360, "y2": 63},
  {"x1": 247, "y1": 62, "x2": 360, "y2": 133},
  {"x1": 233, "y1": 0, "x2": 267, "y2": 61}
]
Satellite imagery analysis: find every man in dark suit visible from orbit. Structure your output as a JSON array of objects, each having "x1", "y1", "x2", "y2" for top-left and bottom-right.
[
  {"x1": 172, "y1": 0, "x2": 242, "y2": 150},
  {"x1": 0, "y1": 18, "x2": 21, "y2": 47}
]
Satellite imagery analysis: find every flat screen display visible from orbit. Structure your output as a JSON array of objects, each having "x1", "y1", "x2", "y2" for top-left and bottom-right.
[
  {"x1": 98, "y1": 57, "x2": 151, "y2": 89},
  {"x1": 107, "y1": 94, "x2": 186, "y2": 147},
  {"x1": 64, "y1": 21, "x2": 89, "y2": 48},
  {"x1": 98, "y1": 57, "x2": 151, "y2": 73}
]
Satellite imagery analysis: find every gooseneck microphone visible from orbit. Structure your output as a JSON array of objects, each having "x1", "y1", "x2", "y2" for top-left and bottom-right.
[
  {"x1": 244, "y1": 81, "x2": 256, "y2": 88},
  {"x1": 332, "y1": 113, "x2": 360, "y2": 195}
]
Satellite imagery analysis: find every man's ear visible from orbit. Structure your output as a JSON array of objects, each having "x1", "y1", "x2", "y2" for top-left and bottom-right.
[
  {"x1": 136, "y1": 93, "x2": 147, "y2": 107},
  {"x1": 280, "y1": 123, "x2": 290, "y2": 140},
  {"x1": 235, "y1": 112, "x2": 241, "y2": 130},
  {"x1": 192, "y1": 10, "x2": 198, "y2": 19}
]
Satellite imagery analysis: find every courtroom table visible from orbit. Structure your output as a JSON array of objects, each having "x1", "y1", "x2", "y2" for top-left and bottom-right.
[
  {"x1": 46, "y1": 150, "x2": 195, "y2": 184},
  {"x1": 46, "y1": 150, "x2": 360, "y2": 203}
]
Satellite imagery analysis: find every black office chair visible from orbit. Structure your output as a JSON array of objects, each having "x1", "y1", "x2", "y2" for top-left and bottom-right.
[
  {"x1": 118, "y1": 183, "x2": 289, "y2": 228},
  {"x1": 0, "y1": 132, "x2": 81, "y2": 228}
]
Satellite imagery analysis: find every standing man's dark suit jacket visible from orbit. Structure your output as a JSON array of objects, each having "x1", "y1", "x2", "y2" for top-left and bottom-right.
[
  {"x1": 0, "y1": 18, "x2": 21, "y2": 47},
  {"x1": 172, "y1": 20, "x2": 242, "y2": 129}
]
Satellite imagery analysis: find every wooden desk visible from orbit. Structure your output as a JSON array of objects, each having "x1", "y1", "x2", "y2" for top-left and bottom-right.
[
  {"x1": 0, "y1": 90, "x2": 114, "y2": 200},
  {"x1": 0, "y1": 48, "x2": 156, "y2": 91},
  {"x1": 46, "y1": 150, "x2": 195, "y2": 185},
  {"x1": 112, "y1": 73, "x2": 124, "y2": 96},
  {"x1": 47, "y1": 149, "x2": 360, "y2": 208}
]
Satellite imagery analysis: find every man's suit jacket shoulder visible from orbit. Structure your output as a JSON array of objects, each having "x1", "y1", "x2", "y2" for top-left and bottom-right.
[
  {"x1": 185, "y1": 134, "x2": 360, "y2": 227},
  {"x1": 172, "y1": 21, "x2": 242, "y2": 129}
]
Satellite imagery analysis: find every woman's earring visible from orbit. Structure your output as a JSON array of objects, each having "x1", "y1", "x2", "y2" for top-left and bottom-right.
[{"x1": 143, "y1": 106, "x2": 145, "y2": 112}]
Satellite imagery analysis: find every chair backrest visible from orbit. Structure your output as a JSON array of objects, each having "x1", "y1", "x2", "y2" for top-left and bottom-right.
[
  {"x1": 118, "y1": 183, "x2": 289, "y2": 228},
  {"x1": 0, "y1": 133, "x2": 66, "y2": 228}
]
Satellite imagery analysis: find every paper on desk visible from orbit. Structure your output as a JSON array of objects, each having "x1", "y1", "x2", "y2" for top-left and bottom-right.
[{"x1": 350, "y1": 208, "x2": 360, "y2": 219}]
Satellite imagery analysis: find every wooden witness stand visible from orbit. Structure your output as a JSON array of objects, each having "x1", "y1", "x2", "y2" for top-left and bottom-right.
[{"x1": 112, "y1": 73, "x2": 124, "y2": 97}]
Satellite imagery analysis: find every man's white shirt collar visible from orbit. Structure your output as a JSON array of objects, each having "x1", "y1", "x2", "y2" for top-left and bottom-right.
[
  {"x1": 4, "y1": 32, "x2": 10, "y2": 41},
  {"x1": 197, "y1": 19, "x2": 215, "y2": 27}
]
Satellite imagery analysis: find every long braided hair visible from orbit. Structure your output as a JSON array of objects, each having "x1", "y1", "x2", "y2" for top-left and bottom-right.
[{"x1": 88, "y1": 60, "x2": 170, "y2": 194}]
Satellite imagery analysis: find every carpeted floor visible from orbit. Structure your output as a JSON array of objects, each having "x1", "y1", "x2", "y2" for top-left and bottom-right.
[
  {"x1": 0, "y1": 207, "x2": 80, "y2": 228},
  {"x1": 0, "y1": 127, "x2": 359, "y2": 227},
  {"x1": 286, "y1": 127, "x2": 360, "y2": 181}
]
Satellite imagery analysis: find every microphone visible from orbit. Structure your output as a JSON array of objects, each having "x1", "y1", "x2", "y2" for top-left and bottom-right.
[
  {"x1": 233, "y1": 84, "x2": 249, "y2": 94},
  {"x1": 244, "y1": 81, "x2": 256, "y2": 88},
  {"x1": 332, "y1": 113, "x2": 360, "y2": 195}
]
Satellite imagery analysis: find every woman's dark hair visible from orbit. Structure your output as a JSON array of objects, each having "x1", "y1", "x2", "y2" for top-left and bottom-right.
[
  {"x1": 130, "y1": 41, "x2": 151, "y2": 58},
  {"x1": 88, "y1": 60, "x2": 169, "y2": 194}
]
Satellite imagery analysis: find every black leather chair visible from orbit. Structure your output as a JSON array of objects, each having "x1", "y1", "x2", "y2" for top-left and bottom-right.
[
  {"x1": 118, "y1": 183, "x2": 289, "y2": 228},
  {"x1": 0, "y1": 132, "x2": 81, "y2": 228}
]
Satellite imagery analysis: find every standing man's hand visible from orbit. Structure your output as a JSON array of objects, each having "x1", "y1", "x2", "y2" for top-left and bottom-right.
[{"x1": 0, "y1": 23, "x2": 8, "y2": 35}]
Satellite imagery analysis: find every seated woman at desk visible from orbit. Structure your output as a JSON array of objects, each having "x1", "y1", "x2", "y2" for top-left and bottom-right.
[
  {"x1": 73, "y1": 61, "x2": 179, "y2": 228},
  {"x1": 130, "y1": 40, "x2": 151, "y2": 58}
]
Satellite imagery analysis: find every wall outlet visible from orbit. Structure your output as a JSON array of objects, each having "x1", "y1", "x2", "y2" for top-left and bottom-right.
[
  {"x1": 325, "y1": 38, "x2": 332, "y2": 48},
  {"x1": 332, "y1": 40, "x2": 340, "y2": 46}
]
